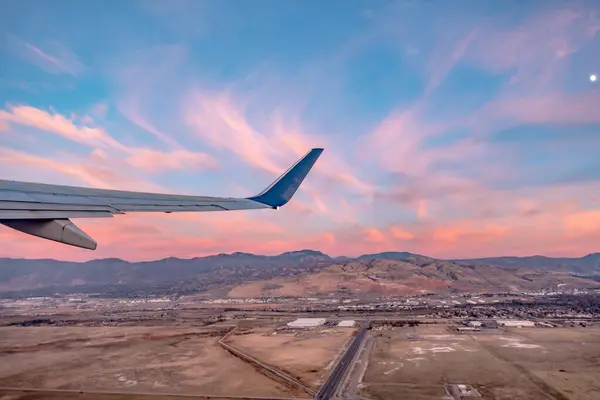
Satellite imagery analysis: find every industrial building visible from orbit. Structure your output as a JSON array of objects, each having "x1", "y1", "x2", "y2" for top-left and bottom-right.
[
  {"x1": 496, "y1": 320, "x2": 535, "y2": 327},
  {"x1": 286, "y1": 318, "x2": 326, "y2": 328},
  {"x1": 337, "y1": 320, "x2": 356, "y2": 327}
]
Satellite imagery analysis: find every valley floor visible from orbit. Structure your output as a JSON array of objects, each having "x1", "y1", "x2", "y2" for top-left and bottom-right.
[
  {"x1": 363, "y1": 324, "x2": 600, "y2": 400},
  {"x1": 1, "y1": 301, "x2": 600, "y2": 400}
]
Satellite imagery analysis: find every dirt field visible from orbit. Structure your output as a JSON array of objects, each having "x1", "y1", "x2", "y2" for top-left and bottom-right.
[
  {"x1": 362, "y1": 324, "x2": 600, "y2": 400},
  {"x1": 0, "y1": 326, "x2": 296, "y2": 397},
  {"x1": 0, "y1": 391, "x2": 255, "y2": 400},
  {"x1": 473, "y1": 328, "x2": 600, "y2": 400},
  {"x1": 228, "y1": 327, "x2": 354, "y2": 388}
]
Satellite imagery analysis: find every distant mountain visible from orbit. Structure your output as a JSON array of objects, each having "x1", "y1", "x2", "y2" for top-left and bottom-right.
[
  {"x1": 227, "y1": 258, "x2": 598, "y2": 298},
  {"x1": 0, "y1": 250, "x2": 599, "y2": 297},
  {"x1": 355, "y1": 251, "x2": 430, "y2": 262},
  {"x1": 457, "y1": 253, "x2": 600, "y2": 274},
  {"x1": 0, "y1": 250, "x2": 333, "y2": 295}
]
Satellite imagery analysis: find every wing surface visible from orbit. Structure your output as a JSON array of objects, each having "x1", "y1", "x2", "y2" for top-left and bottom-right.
[{"x1": 0, "y1": 148, "x2": 323, "y2": 250}]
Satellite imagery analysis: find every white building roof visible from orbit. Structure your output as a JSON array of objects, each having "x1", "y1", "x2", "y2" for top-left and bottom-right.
[
  {"x1": 496, "y1": 320, "x2": 535, "y2": 326},
  {"x1": 337, "y1": 320, "x2": 356, "y2": 327},
  {"x1": 286, "y1": 318, "x2": 326, "y2": 327}
]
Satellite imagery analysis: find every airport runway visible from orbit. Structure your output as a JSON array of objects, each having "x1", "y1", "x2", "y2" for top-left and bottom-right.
[{"x1": 315, "y1": 319, "x2": 370, "y2": 400}]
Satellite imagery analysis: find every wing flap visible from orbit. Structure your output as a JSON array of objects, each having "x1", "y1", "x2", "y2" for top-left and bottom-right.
[{"x1": 1, "y1": 219, "x2": 97, "y2": 250}]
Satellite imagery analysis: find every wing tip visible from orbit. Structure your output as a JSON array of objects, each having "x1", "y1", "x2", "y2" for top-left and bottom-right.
[{"x1": 247, "y1": 148, "x2": 323, "y2": 208}]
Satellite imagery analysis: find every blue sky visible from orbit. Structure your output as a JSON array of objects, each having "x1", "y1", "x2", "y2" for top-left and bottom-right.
[{"x1": 1, "y1": 0, "x2": 599, "y2": 261}]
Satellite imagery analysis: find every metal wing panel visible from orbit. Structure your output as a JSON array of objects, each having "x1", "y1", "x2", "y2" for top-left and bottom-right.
[
  {"x1": 0, "y1": 210, "x2": 114, "y2": 219},
  {"x1": 0, "y1": 180, "x2": 226, "y2": 202},
  {"x1": 0, "y1": 182, "x2": 270, "y2": 219}
]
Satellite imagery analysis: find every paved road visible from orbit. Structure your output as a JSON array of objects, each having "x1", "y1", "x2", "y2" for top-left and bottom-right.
[
  {"x1": 339, "y1": 332, "x2": 374, "y2": 399},
  {"x1": 315, "y1": 319, "x2": 370, "y2": 400}
]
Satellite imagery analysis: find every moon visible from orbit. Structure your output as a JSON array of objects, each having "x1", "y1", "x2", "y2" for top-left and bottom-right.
[{"x1": 591, "y1": 74, "x2": 597, "y2": 82}]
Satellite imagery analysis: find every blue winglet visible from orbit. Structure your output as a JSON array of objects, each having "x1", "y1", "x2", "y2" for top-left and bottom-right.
[{"x1": 247, "y1": 148, "x2": 324, "y2": 208}]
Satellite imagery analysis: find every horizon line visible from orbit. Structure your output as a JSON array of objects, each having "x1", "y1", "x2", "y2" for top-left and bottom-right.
[{"x1": 1, "y1": 249, "x2": 598, "y2": 263}]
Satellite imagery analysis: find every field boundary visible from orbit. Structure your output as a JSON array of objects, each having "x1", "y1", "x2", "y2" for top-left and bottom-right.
[{"x1": 218, "y1": 328, "x2": 316, "y2": 396}]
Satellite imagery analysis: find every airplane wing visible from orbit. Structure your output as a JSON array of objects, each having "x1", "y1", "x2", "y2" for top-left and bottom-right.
[{"x1": 0, "y1": 148, "x2": 324, "y2": 250}]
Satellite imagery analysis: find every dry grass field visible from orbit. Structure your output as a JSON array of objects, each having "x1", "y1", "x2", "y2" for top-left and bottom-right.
[
  {"x1": 227, "y1": 327, "x2": 354, "y2": 389},
  {"x1": 0, "y1": 326, "x2": 296, "y2": 398},
  {"x1": 362, "y1": 324, "x2": 600, "y2": 400}
]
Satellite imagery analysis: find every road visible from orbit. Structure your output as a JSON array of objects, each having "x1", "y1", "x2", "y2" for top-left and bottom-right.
[
  {"x1": 315, "y1": 319, "x2": 370, "y2": 400},
  {"x1": 338, "y1": 332, "x2": 374, "y2": 399}
]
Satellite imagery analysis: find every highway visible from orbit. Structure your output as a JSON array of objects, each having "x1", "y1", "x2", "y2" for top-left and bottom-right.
[
  {"x1": 339, "y1": 332, "x2": 374, "y2": 399},
  {"x1": 315, "y1": 319, "x2": 370, "y2": 400}
]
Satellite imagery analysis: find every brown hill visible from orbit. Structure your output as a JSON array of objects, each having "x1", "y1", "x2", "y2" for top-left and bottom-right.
[
  {"x1": 1, "y1": 251, "x2": 598, "y2": 298},
  {"x1": 227, "y1": 258, "x2": 598, "y2": 297}
]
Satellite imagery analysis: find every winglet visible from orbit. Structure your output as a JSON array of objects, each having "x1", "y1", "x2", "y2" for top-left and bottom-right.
[{"x1": 247, "y1": 148, "x2": 324, "y2": 208}]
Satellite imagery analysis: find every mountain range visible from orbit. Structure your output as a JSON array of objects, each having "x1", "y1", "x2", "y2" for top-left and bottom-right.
[{"x1": 1, "y1": 251, "x2": 599, "y2": 297}]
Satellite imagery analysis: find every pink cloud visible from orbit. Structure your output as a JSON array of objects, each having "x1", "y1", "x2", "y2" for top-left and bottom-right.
[
  {"x1": 126, "y1": 148, "x2": 218, "y2": 173},
  {"x1": 0, "y1": 105, "x2": 218, "y2": 175},
  {"x1": 472, "y1": 89, "x2": 600, "y2": 129},
  {"x1": 186, "y1": 90, "x2": 284, "y2": 174},
  {"x1": 0, "y1": 105, "x2": 128, "y2": 151},
  {"x1": 360, "y1": 4, "x2": 600, "y2": 226},
  {"x1": 390, "y1": 226, "x2": 415, "y2": 241},
  {"x1": 564, "y1": 210, "x2": 600, "y2": 238},
  {"x1": 185, "y1": 89, "x2": 375, "y2": 199},
  {"x1": 0, "y1": 211, "x2": 335, "y2": 262},
  {"x1": 0, "y1": 147, "x2": 164, "y2": 192}
]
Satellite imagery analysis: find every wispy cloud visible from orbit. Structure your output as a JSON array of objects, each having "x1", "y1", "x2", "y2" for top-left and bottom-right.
[
  {"x1": 464, "y1": 7, "x2": 600, "y2": 90},
  {"x1": 114, "y1": 45, "x2": 189, "y2": 149},
  {"x1": 0, "y1": 105, "x2": 218, "y2": 174},
  {"x1": 0, "y1": 147, "x2": 163, "y2": 191},
  {"x1": 0, "y1": 105, "x2": 127, "y2": 150},
  {"x1": 185, "y1": 89, "x2": 375, "y2": 197},
  {"x1": 7, "y1": 37, "x2": 85, "y2": 76},
  {"x1": 126, "y1": 148, "x2": 218, "y2": 173}
]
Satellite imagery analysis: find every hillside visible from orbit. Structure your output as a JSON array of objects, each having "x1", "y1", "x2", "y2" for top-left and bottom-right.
[
  {"x1": 227, "y1": 258, "x2": 598, "y2": 298},
  {"x1": 0, "y1": 251, "x2": 599, "y2": 297},
  {"x1": 460, "y1": 254, "x2": 600, "y2": 274}
]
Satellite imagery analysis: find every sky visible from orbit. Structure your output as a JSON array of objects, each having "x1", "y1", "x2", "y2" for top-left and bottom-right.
[{"x1": 0, "y1": 0, "x2": 599, "y2": 261}]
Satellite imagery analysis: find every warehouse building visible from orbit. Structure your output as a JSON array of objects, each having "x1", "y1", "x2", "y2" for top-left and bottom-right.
[
  {"x1": 496, "y1": 320, "x2": 535, "y2": 328},
  {"x1": 286, "y1": 318, "x2": 326, "y2": 328},
  {"x1": 337, "y1": 320, "x2": 356, "y2": 327}
]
